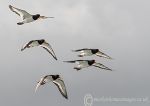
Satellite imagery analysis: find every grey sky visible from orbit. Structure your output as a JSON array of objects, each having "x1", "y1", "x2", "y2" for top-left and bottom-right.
[{"x1": 0, "y1": 0, "x2": 150, "y2": 106}]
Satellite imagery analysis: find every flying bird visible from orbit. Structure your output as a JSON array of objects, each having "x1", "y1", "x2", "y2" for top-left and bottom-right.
[
  {"x1": 35, "y1": 74, "x2": 68, "y2": 99},
  {"x1": 21, "y1": 39, "x2": 57, "y2": 60},
  {"x1": 64, "y1": 60, "x2": 112, "y2": 71},
  {"x1": 9, "y1": 5, "x2": 54, "y2": 25},
  {"x1": 72, "y1": 48, "x2": 112, "y2": 59}
]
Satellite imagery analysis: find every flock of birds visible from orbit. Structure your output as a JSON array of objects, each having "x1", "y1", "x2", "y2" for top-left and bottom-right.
[{"x1": 9, "y1": 5, "x2": 113, "y2": 100}]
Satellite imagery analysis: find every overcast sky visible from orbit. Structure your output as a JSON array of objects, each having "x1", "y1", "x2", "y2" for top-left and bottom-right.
[{"x1": 0, "y1": 0, "x2": 150, "y2": 106}]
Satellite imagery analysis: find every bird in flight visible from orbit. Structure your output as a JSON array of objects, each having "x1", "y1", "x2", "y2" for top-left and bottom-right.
[
  {"x1": 64, "y1": 60, "x2": 112, "y2": 71},
  {"x1": 35, "y1": 74, "x2": 68, "y2": 99},
  {"x1": 9, "y1": 5, "x2": 54, "y2": 25},
  {"x1": 72, "y1": 48, "x2": 112, "y2": 59},
  {"x1": 21, "y1": 39, "x2": 57, "y2": 60}
]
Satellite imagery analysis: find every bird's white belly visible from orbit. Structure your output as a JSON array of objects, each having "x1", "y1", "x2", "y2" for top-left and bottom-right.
[
  {"x1": 78, "y1": 62, "x2": 89, "y2": 68},
  {"x1": 23, "y1": 17, "x2": 34, "y2": 23},
  {"x1": 30, "y1": 41, "x2": 39, "y2": 47},
  {"x1": 80, "y1": 50, "x2": 93, "y2": 56}
]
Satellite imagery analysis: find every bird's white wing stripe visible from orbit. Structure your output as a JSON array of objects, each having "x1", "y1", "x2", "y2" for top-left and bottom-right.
[
  {"x1": 35, "y1": 83, "x2": 41, "y2": 93},
  {"x1": 21, "y1": 41, "x2": 31, "y2": 51},
  {"x1": 40, "y1": 44, "x2": 57, "y2": 60},
  {"x1": 92, "y1": 63, "x2": 112, "y2": 71},
  {"x1": 21, "y1": 41, "x2": 35, "y2": 51},
  {"x1": 35, "y1": 78, "x2": 45, "y2": 92},
  {"x1": 53, "y1": 79, "x2": 68, "y2": 99}
]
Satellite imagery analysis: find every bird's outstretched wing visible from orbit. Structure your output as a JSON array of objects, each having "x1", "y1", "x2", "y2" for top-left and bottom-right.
[
  {"x1": 63, "y1": 60, "x2": 76, "y2": 63},
  {"x1": 21, "y1": 41, "x2": 33, "y2": 51},
  {"x1": 96, "y1": 51, "x2": 112, "y2": 59},
  {"x1": 72, "y1": 48, "x2": 89, "y2": 52},
  {"x1": 35, "y1": 77, "x2": 45, "y2": 93},
  {"x1": 35, "y1": 75, "x2": 53, "y2": 93},
  {"x1": 40, "y1": 43, "x2": 57, "y2": 60},
  {"x1": 92, "y1": 63, "x2": 112, "y2": 71},
  {"x1": 9, "y1": 5, "x2": 31, "y2": 20},
  {"x1": 35, "y1": 82, "x2": 41, "y2": 93},
  {"x1": 63, "y1": 60, "x2": 88, "y2": 65},
  {"x1": 53, "y1": 78, "x2": 68, "y2": 99}
]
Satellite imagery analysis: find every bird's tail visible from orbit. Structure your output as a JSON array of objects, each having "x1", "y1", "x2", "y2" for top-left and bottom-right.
[{"x1": 17, "y1": 22, "x2": 24, "y2": 25}]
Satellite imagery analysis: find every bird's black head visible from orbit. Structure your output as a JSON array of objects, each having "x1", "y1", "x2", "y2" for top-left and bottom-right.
[
  {"x1": 52, "y1": 75, "x2": 60, "y2": 80},
  {"x1": 38, "y1": 39, "x2": 45, "y2": 45},
  {"x1": 91, "y1": 60, "x2": 95, "y2": 63},
  {"x1": 88, "y1": 60, "x2": 95, "y2": 65},
  {"x1": 91, "y1": 49, "x2": 99, "y2": 54},
  {"x1": 33, "y1": 14, "x2": 40, "y2": 20},
  {"x1": 56, "y1": 75, "x2": 60, "y2": 78}
]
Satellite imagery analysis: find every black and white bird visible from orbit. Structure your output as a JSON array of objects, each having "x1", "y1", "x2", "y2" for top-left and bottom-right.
[
  {"x1": 9, "y1": 5, "x2": 54, "y2": 25},
  {"x1": 35, "y1": 74, "x2": 68, "y2": 99},
  {"x1": 21, "y1": 39, "x2": 57, "y2": 60},
  {"x1": 72, "y1": 48, "x2": 112, "y2": 59},
  {"x1": 64, "y1": 60, "x2": 112, "y2": 71}
]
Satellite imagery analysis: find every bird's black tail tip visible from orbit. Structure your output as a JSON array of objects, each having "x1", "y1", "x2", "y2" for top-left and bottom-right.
[{"x1": 17, "y1": 22, "x2": 24, "y2": 25}]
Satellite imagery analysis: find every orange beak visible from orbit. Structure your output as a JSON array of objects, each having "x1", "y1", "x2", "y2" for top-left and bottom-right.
[{"x1": 40, "y1": 16, "x2": 54, "y2": 19}]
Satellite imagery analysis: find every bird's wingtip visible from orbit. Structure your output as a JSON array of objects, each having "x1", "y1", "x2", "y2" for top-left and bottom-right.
[
  {"x1": 9, "y1": 5, "x2": 12, "y2": 9},
  {"x1": 21, "y1": 48, "x2": 24, "y2": 51},
  {"x1": 110, "y1": 57, "x2": 114, "y2": 60},
  {"x1": 63, "y1": 61, "x2": 71, "y2": 63},
  {"x1": 71, "y1": 50, "x2": 75, "y2": 52},
  {"x1": 55, "y1": 57, "x2": 58, "y2": 60},
  {"x1": 109, "y1": 68, "x2": 116, "y2": 71},
  {"x1": 107, "y1": 56, "x2": 113, "y2": 60},
  {"x1": 64, "y1": 95, "x2": 68, "y2": 99},
  {"x1": 34, "y1": 90, "x2": 37, "y2": 93}
]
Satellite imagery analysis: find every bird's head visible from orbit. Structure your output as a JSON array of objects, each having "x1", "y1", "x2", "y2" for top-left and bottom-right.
[
  {"x1": 96, "y1": 49, "x2": 99, "y2": 52},
  {"x1": 92, "y1": 60, "x2": 96, "y2": 63},
  {"x1": 93, "y1": 49, "x2": 99, "y2": 53},
  {"x1": 32, "y1": 14, "x2": 40, "y2": 20},
  {"x1": 36, "y1": 14, "x2": 40, "y2": 17},
  {"x1": 56, "y1": 75, "x2": 60, "y2": 78}
]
